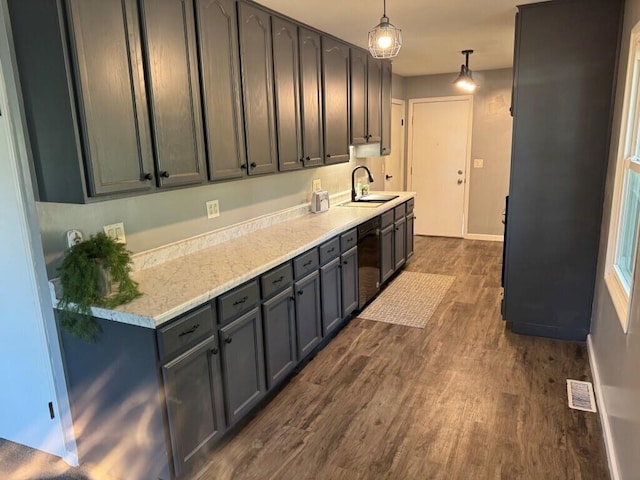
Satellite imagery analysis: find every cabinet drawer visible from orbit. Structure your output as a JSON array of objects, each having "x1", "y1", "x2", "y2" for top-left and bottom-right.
[
  {"x1": 381, "y1": 210, "x2": 394, "y2": 228},
  {"x1": 157, "y1": 304, "x2": 216, "y2": 362},
  {"x1": 406, "y1": 198, "x2": 414, "y2": 213},
  {"x1": 319, "y1": 237, "x2": 340, "y2": 265},
  {"x1": 294, "y1": 248, "x2": 319, "y2": 279},
  {"x1": 394, "y1": 203, "x2": 406, "y2": 220},
  {"x1": 340, "y1": 228, "x2": 357, "y2": 252},
  {"x1": 218, "y1": 280, "x2": 260, "y2": 325},
  {"x1": 261, "y1": 262, "x2": 293, "y2": 299}
]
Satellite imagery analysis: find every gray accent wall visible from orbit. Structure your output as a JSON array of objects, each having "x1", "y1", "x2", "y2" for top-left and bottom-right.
[
  {"x1": 38, "y1": 160, "x2": 356, "y2": 277},
  {"x1": 403, "y1": 69, "x2": 513, "y2": 236},
  {"x1": 391, "y1": 72, "x2": 405, "y2": 99},
  {"x1": 591, "y1": 0, "x2": 640, "y2": 477}
]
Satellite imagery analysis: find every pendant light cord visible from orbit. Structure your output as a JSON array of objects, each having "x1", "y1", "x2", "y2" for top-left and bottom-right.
[{"x1": 383, "y1": 0, "x2": 387, "y2": 16}]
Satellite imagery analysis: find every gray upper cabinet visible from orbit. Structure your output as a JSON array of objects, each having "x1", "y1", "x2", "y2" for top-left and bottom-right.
[
  {"x1": 350, "y1": 48, "x2": 368, "y2": 145},
  {"x1": 219, "y1": 307, "x2": 266, "y2": 425},
  {"x1": 272, "y1": 17, "x2": 303, "y2": 172},
  {"x1": 299, "y1": 28, "x2": 324, "y2": 167},
  {"x1": 367, "y1": 57, "x2": 382, "y2": 144},
  {"x1": 8, "y1": 0, "x2": 155, "y2": 203},
  {"x1": 162, "y1": 336, "x2": 225, "y2": 477},
  {"x1": 139, "y1": 0, "x2": 207, "y2": 188},
  {"x1": 322, "y1": 37, "x2": 351, "y2": 164},
  {"x1": 380, "y1": 59, "x2": 392, "y2": 156},
  {"x1": 195, "y1": 0, "x2": 247, "y2": 181},
  {"x1": 238, "y1": 2, "x2": 278, "y2": 175}
]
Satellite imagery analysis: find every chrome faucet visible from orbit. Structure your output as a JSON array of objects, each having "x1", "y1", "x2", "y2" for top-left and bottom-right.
[{"x1": 351, "y1": 165, "x2": 374, "y2": 202}]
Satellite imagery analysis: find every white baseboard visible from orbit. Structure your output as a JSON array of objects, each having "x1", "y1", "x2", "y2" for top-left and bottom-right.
[
  {"x1": 587, "y1": 335, "x2": 620, "y2": 480},
  {"x1": 464, "y1": 233, "x2": 504, "y2": 242}
]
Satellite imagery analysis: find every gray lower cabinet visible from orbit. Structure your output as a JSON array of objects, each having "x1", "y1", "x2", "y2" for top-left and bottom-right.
[
  {"x1": 139, "y1": 0, "x2": 207, "y2": 188},
  {"x1": 262, "y1": 287, "x2": 297, "y2": 388},
  {"x1": 394, "y1": 216, "x2": 407, "y2": 270},
  {"x1": 8, "y1": 0, "x2": 155, "y2": 202},
  {"x1": 162, "y1": 337, "x2": 225, "y2": 477},
  {"x1": 381, "y1": 224, "x2": 395, "y2": 284},
  {"x1": 238, "y1": 2, "x2": 278, "y2": 175},
  {"x1": 195, "y1": 0, "x2": 247, "y2": 181},
  {"x1": 340, "y1": 246, "x2": 359, "y2": 317},
  {"x1": 322, "y1": 37, "x2": 351, "y2": 164},
  {"x1": 219, "y1": 308, "x2": 266, "y2": 425},
  {"x1": 406, "y1": 212, "x2": 415, "y2": 260},
  {"x1": 320, "y1": 257, "x2": 342, "y2": 336},
  {"x1": 294, "y1": 270, "x2": 323, "y2": 359},
  {"x1": 299, "y1": 28, "x2": 325, "y2": 167},
  {"x1": 272, "y1": 17, "x2": 303, "y2": 172}
]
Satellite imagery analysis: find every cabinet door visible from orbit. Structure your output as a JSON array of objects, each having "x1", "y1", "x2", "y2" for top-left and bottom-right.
[
  {"x1": 140, "y1": 0, "x2": 207, "y2": 187},
  {"x1": 219, "y1": 308, "x2": 266, "y2": 425},
  {"x1": 162, "y1": 337, "x2": 225, "y2": 477},
  {"x1": 238, "y1": 2, "x2": 278, "y2": 175},
  {"x1": 322, "y1": 37, "x2": 350, "y2": 164},
  {"x1": 272, "y1": 17, "x2": 303, "y2": 172},
  {"x1": 195, "y1": 0, "x2": 247, "y2": 181},
  {"x1": 262, "y1": 287, "x2": 297, "y2": 389},
  {"x1": 367, "y1": 57, "x2": 382, "y2": 144},
  {"x1": 406, "y1": 212, "x2": 415, "y2": 260},
  {"x1": 294, "y1": 270, "x2": 322, "y2": 359},
  {"x1": 340, "y1": 246, "x2": 359, "y2": 318},
  {"x1": 66, "y1": 0, "x2": 155, "y2": 196},
  {"x1": 380, "y1": 59, "x2": 392, "y2": 155},
  {"x1": 320, "y1": 257, "x2": 342, "y2": 336},
  {"x1": 299, "y1": 28, "x2": 324, "y2": 167},
  {"x1": 380, "y1": 224, "x2": 395, "y2": 284},
  {"x1": 394, "y1": 217, "x2": 407, "y2": 270},
  {"x1": 350, "y1": 48, "x2": 368, "y2": 145}
]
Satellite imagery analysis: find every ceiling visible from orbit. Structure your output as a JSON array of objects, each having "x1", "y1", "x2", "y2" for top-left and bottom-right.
[{"x1": 255, "y1": 0, "x2": 538, "y2": 77}]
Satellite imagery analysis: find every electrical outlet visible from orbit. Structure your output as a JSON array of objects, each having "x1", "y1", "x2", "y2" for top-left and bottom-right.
[
  {"x1": 312, "y1": 179, "x2": 322, "y2": 191},
  {"x1": 66, "y1": 229, "x2": 83, "y2": 249},
  {"x1": 206, "y1": 200, "x2": 220, "y2": 219},
  {"x1": 103, "y1": 222, "x2": 126, "y2": 243},
  {"x1": 474, "y1": 158, "x2": 484, "y2": 168}
]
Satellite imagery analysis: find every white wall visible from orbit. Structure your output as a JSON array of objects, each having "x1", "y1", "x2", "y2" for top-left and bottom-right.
[{"x1": 0, "y1": 1, "x2": 74, "y2": 461}]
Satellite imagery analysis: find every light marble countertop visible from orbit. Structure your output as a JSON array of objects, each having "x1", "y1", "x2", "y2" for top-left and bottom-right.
[{"x1": 56, "y1": 192, "x2": 415, "y2": 329}]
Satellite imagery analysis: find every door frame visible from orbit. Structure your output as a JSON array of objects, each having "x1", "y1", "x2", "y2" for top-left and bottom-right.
[
  {"x1": 407, "y1": 95, "x2": 473, "y2": 237},
  {"x1": 390, "y1": 98, "x2": 406, "y2": 190}
]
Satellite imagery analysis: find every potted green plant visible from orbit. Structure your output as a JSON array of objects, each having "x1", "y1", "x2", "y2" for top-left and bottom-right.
[{"x1": 57, "y1": 232, "x2": 142, "y2": 341}]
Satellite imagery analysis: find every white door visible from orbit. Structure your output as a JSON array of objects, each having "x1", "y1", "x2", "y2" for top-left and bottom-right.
[
  {"x1": 384, "y1": 100, "x2": 405, "y2": 191},
  {"x1": 409, "y1": 96, "x2": 472, "y2": 237}
]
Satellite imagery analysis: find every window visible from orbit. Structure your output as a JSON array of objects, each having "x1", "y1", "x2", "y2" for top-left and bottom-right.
[{"x1": 605, "y1": 25, "x2": 640, "y2": 332}]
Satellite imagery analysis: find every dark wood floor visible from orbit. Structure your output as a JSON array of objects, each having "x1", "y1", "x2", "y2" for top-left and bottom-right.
[{"x1": 196, "y1": 236, "x2": 609, "y2": 480}]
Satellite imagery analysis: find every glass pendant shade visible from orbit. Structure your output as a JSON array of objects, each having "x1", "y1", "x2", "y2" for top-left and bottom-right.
[
  {"x1": 368, "y1": 1, "x2": 402, "y2": 59},
  {"x1": 453, "y1": 50, "x2": 477, "y2": 92}
]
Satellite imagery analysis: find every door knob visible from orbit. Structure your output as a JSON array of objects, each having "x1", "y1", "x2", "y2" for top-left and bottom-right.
[
  {"x1": 458, "y1": 170, "x2": 463, "y2": 175},
  {"x1": 385, "y1": 174, "x2": 393, "y2": 180},
  {"x1": 457, "y1": 179, "x2": 463, "y2": 185}
]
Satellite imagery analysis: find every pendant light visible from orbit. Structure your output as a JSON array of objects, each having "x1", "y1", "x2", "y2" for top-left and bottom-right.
[
  {"x1": 368, "y1": 0, "x2": 402, "y2": 58},
  {"x1": 453, "y1": 50, "x2": 477, "y2": 92}
]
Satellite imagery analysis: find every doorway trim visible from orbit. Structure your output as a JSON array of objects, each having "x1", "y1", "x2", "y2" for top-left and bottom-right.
[
  {"x1": 391, "y1": 98, "x2": 406, "y2": 190},
  {"x1": 407, "y1": 95, "x2": 473, "y2": 237}
]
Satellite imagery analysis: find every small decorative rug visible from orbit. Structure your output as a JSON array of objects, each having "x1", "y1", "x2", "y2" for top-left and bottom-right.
[{"x1": 360, "y1": 271, "x2": 455, "y2": 328}]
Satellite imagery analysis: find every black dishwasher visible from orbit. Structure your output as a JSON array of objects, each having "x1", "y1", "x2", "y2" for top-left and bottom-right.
[{"x1": 357, "y1": 216, "x2": 381, "y2": 308}]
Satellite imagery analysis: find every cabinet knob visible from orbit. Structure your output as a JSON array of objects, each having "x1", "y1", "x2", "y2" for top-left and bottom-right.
[
  {"x1": 343, "y1": 260, "x2": 348, "y2": 265},
  {"x1": 211, "y1": 347, "x2": 219, "y2": 355},
  {"x1": 385, "y1": 174, "x2": 393, "y2": 180},
  {"x1": 160, "y1": 171, "x2": 170, "y2": 178},
  {"x1": 300, "y1": 157, "x2": 305, "y2": 163},
  {"x1": 305, "y1": 156, "x2": 310, "y2": 161},
  {"x1": 297, "y1": 290, "x2": 304, "y2": 296},
  {"x1": 289, "y1": 296, "x2": 295, "y2": 302},
  {"x1": 142, "y1": 172, "x2": 153, "y2": 181},
  {"x1": 457, "y1": 179, "x2": 463, "y2": 185},
  {"x1": 326, "y1": 154, "x2": 331, "y2": 158},
  {"x1": 382, "y1": 147, "x2": 387, "y2": 152},
  {"x1": 224, "y1": 337, "x2": 233, "y2": 344},
  {"x1": 241, "y1": 164, "x2": 247, "y2": 170},
  {"x1": 250, "y1": 162, "x2": 257, "y2": 168}
]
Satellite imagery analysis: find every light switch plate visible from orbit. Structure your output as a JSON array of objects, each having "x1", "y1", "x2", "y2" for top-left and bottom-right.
[
  {"x1": 103, "y1": 222, "x2": 126, "y2": 243},
  {"x1": 206, "y1": 200, "x2": 220, "y2": 219},
  {"x1": 474, "y1": 158, "x2": 484, "y2": 168},
  {"x1": 312, "y1": 179, "x2": 322, "y2": 191}
]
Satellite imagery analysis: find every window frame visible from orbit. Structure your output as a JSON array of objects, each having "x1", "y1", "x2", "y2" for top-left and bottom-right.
[{"x1": 604, "y1": 23, "x2": 640, "y2": 333}]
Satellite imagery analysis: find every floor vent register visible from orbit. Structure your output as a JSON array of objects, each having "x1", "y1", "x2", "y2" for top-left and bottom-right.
[{"x1": 566, "y1": 379, "x2": 597, "y2": 413}]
